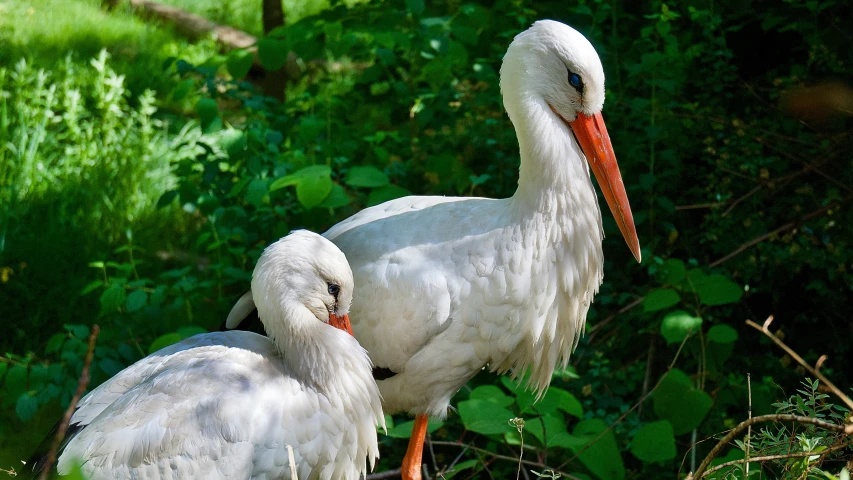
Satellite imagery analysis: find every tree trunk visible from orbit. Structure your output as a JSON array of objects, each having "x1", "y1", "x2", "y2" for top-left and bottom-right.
[{"x1": 260, "y1": 0, "x2": 287, "y2": 101}]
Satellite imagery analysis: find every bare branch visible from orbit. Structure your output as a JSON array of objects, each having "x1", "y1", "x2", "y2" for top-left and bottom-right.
[
  {"x1": 37, "y1": 325, "x2": 100, "y2": 480},
  {"x1": 709, "y1": 193, "x2": 853, "y2": 267},
  {"x1": 746, "y1": 317, "x2": 853, "y2": 411},
  {"x1": 698, "y1": 439, "x2": 853, "y2": 478},
  {"x1": 690, "y1": 414, "x2": 853, "y2": 479}
]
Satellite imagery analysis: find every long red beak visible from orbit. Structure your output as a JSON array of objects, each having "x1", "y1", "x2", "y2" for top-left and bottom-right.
[
  {"x1": 329, "y1": 313, "x2": 353, "y2": 336},
  {"x1": 569, "y1": 111, "x2": 641, "y2": 263}
]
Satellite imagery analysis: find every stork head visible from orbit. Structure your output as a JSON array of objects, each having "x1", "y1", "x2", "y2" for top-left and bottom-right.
[
  {"x1": 501, "y1": 20, "x2": 641, "y2": 263},
  {"x1": 251, "y1": 230, "x2": 354, "y2": 339}
]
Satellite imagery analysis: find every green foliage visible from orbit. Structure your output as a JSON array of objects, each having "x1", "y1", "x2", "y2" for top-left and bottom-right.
[{"x1": 3, "y1": 0, "x2": 852, "y2": 477}]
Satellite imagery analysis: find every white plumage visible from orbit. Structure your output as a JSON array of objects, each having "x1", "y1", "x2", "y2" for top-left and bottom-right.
[
  {"x1": 51, "y1": 231, "x2": 385, "y2": 480},
  {"x1": 228, "y1": 20, "x2": 640, "y2": 479}
]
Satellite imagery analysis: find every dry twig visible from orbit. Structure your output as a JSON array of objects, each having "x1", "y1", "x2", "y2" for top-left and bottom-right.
[{"x1": 37, "y1": 325, "x2": 100, "y2": 480}]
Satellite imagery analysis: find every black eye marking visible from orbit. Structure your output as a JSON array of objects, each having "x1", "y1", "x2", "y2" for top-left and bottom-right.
[
  {"x1": 568, "y1": 71, "x2": 583, "y2": 92},
  {"x1": 327, "y1": 283, "x2": 340, "y2": 297}
]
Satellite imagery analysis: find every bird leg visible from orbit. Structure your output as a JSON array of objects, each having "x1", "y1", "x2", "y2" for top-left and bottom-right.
[{"x1": 401, "y1": 414, "x2": 428, "y2": 480}]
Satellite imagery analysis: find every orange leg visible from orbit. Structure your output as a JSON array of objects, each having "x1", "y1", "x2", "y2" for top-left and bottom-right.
[{"x1": 401, "y1": 414, "x2": 428, "y2": 480}]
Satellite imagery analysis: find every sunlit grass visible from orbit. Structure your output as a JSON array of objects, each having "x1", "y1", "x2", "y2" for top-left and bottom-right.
[{"x1": 0, "y1": 0, "x2": 217, "y2": 97}]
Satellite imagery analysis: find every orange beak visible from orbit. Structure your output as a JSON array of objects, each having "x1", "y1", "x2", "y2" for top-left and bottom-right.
[
  {"x1": 329, "y1": 313, "x2": 353, "y2": 336},
  {"x1": 569, "y1": 111, "x2": 641, "y2": 263}
]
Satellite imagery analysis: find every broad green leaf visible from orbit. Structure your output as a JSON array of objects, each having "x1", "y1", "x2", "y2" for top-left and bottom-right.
[
  {"x1": 66, "y1": 324, "x2": 90, "y2": 339},
  {"x1": 99, "y1": 358, "x2": 125, "y2": 377},
  {"x1": 318, "y1": 183, "x2": 351, "y2": 209},
  {"x1": 660, "y1": 310, "x2": 702, "y2": 344},
  {"x1": 346, "y1": 166, "x2": 389, "y2": 188},
  {"x1": 458, "y1": 399, "x2": 514, "y2": 435},
  {"x1": 270, "y1": 165, "x2": 332, "y2": 192},
  {"x1": 697, "y1": 274, "x2": 743, "y2": 306},
  {"x1": 442, "y1": 459, "x2": 479, "y2": 478},
  {"x1": 572, "y1": 419, "x2": 625, "y2": 480},
  {"x1": 643, "y1": 288, "x2": 681, "y2": 312},
  {"x1": 661, "y1": 259, "x2": 686, "y2": 285},
  {"x1": 470, "y1": 385, "x2": 514, "y2": 407},
  {"x1": 45, "y1": 333, "x2": 66, "y2": 354},
  {"x1": 16, "y1": 392, "x2": 38, "y2": 422},
  {"x1": 219, "y1": 129, "x2": 247, "y2": 159},
  {"x1": 630, "y1": 420, "x2": 676, "y2": 462},
  {"x1": 368, "y1": 185, "x2": 410, "y2": 207},
  {"x1": 257, "y1": 37, "x2": 288, "y2": 71},
  {"x1": 685, "y1": 268, "x2": 708, "y2": 289},
  {"x1": 296, "y1": 175, "x2": 333, "y2": 209},
  {"x1": 385, "y1": 418, "x2": 444, "y2": 438},
  {"x1": 196, "y1": 98, "x2": 218, "y2": 127},
  {"x1": 501, "y1": 376, "x2": 536, "y2": 413},
  {"x1": 125, "y1": 290, "x2": 147, "y2": 312},
  {"x1": 177, "y1": 326, "x2": 207, "y2": 339},
  {"x1": 245, "y1": 178, "x2": 269, "y2": 207},
  {"x1": 170, "y1": 79, "x2": 194, "y2": 101},
  {"x1": 406, "y1": 0, "x2": 425, "y2": 16},
  {"x1": 148, "y1": 333, "x2": 184, "y2": 354},
  {"x1": 99, "y1": 284, "x2": 126, "y2": 316},
  {"x1": 530, "y1": 387, "x2": 583, "y2": 419},
  {"x1": 5, "y1": 365, "x2": 28, "y2": 398},
  {"x1": 652, "y1": 369, "x2": 712, "y2": 435},
  {"x1": 525, "y1": 413, "x2": 569, "y2": 447},
  {"x1": 226, "y1": 49, "x2": 253, "y2": 79},
  {"x1": 708, "y1": 324, "x2": 738, "y2": 344}
]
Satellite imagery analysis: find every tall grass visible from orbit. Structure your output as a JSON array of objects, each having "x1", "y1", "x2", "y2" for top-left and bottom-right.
[{"x1": 0, "y1": 50, "x2": 197, "y2": 358}]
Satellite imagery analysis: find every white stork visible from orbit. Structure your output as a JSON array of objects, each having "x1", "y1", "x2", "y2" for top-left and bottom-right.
[
  {"x1": 227, "y1": 20, "x2": 640, "y2": 479},
  {"x1": 31, "y1": 230, "x2": 385, "y2": 480}
]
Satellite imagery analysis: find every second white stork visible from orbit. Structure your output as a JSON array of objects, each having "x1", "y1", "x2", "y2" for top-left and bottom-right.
[
  {"x1": 31, "y1": 230, "x2": 385, "y2": 480},
  {"x1": 227, "y1": 19, "x2": 641, "y2": 480}
]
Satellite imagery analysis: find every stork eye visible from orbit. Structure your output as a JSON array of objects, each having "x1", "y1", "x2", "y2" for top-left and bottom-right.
[
  {"x1": 327, "y1": 283, "x2": 340, "y2": 296},
  {"x1": 568, "y1": 72, "x2": 583, "y2": 90}
]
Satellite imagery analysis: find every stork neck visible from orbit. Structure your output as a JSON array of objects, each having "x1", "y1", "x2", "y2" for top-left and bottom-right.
[
  {"x1": 507, "y1": 95, "x2": 598, "y2": 219},
  {"x1": 264, "y1": 305, "x2": 370, "y2": 396}
]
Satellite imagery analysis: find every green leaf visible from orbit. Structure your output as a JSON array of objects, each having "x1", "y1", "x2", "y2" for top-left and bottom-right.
[
  {"x1": 530, "y1": 387, "x2": 583, "y2": 419},
  {"x1": 406, "y1": 0, "x2": 425, "y2": 16},
  {"x1": 660, "y1": 310, "x2": 702, "y2": 344},
  {"x1": 469, "y1": 385, "x2": 514, "y2": 408},
  {"x1": 368, "y1": 185, "x2": 410, "y2": 207},
  {"x1": 296, "y1": 175, "x2": 333, "y2": 209},
  {"x1": 525, "y1": 413, "x2": 569, "y2": 447},
  {"x1": 219, "y1": 129, "x2": 247, "y2": 159},
  {"x1": 572, "y1": 419, "x2": 625, "y2": 480},
  {"x1": 697, "y1": 274, "x2": 743, "y2": 306},
  {"x1": 257, "y1": 37, "x2": 289, "y2": 71},
  {"x1": 652, "y1": 369, "x2": 713, "y2": 435},
  {"x1": 442, "y1": 459, "x2": 479, "y2": 478},
  {"x1": 661, "y1": 259, "x2": 686, "y2": 284},
  {"x1": 170, "y1": 79, "x2": 194, "y2": 101},
  {"x1": 177, "y1": 326, "x2": 207, "y2": 339},
  {"x1": 708, "y1": 324, "x2": 738, "y2": 344},
  {"x1": 99, "y1": 358, "x2": 125, "y2": 377},
  {"x1": 125, "y1": 290, "x2": 147, "y2": 312},
  {"x1": 226, "y1": 49, "x2": 253, "y2": 79},
  {"x1": 196, "y1": 98, "x2": 218, "y2": 127},
  {"x1": 269, "y1": 165, "x2": 332, "y2": 192},
  {"x1": 99, "y1": 284, "x2": 126, "y2": 316},
  {"x1": 458, "y1": 399, "x2": 514, "y2": 435},
  {"x1": 318, "y1": 183, "x2": 352, "y2": 209},
  {"x1": 385, "y1": 418, "x2": 444, "y2": 438},
  {"x1": 643, "y1": 288, "x2": 681, "y2": 312},
  {"x1": 5, "y1": 365, "x2": 28, "y2": 398},
  {"x1": 346, "y1": 166, "x2": 389, "y2": 188},
  {"x1": 245, "y1": 178, "x2": 269, "y2": 207},
  {"x1": 45, "y1": 333, "x2": 66, "y2": 354},
  {"x1": 16, "y1": 392, "x2": 38, "y2": 422},
  {"x1": 148, "y1": 333, "x2": 184, "y2": 354},
  {"x1": 80, "y1": 280, "x2": 103, "y2": 295},
  {"x1": 631, "y1": 420, "x2": 676, "y2": 462}
]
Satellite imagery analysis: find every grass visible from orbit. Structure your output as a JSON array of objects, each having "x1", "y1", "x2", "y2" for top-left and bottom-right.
[{"x1": 0, "y1": 0, "x2": 217, "y2": 98}]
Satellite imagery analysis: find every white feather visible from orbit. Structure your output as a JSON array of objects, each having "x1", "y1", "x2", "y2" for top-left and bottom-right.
[{"x1": 59, "y1": 231, "x2": 385, "y2": 480}]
